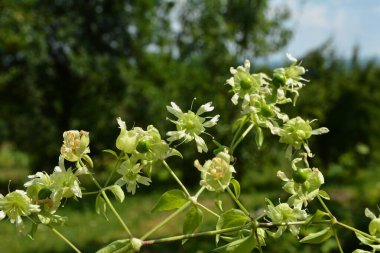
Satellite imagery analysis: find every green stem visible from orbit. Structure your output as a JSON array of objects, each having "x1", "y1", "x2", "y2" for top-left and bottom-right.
[
  {"x1": 141, "y1": 201, "x2": 191, "y2": 240},
  {"x1": 50, "y1": 226, "x2": 82, "y2": 253},
  {"x1": 231, "y1": 123, "x2": 254, "y2": 153},
  {"x1": 227, "y1": 186, "x2": 250, "y2": 217},
  {"x1": 82, "y1": 190, "x2": 100, "y2": 196},
  {"x1": 192, "y1": 186, "x2": 219, "y2": 218},
  {"x1": 336, "y1": 221, "x2": 380, "y2": 243},
  {"x1": 103, "y1": 155, "x2": 122, "y2": 188},
  {"x1": 162, "y1": 160, "x2": 191, "y2": 197},
  {"x1": 333, "y1": 227, "x2": 344, "y2": 253},
  {"x1": 258, "y1": 220, "x2": 331, "y2": 227},
  {"x1": 143, "y1": 224, "x2": 251, "y2": 245},
  {"x1": 230, "y1": 116, "x2": 248, "y2": 153},
  {"x1": 317, "y1": 195, "x2": 334, "y2": 218},
  {"x1": 88, "y1": 172, "x2": 133, "y2": 238},
  {"x1": 101, "y1": 190, "x2": 133, "y2": 238}
]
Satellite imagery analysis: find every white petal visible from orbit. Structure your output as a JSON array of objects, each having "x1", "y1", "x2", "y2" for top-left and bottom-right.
[
  {"x1": 0, "y1": 211, "x2": 5, "y2": 220},
  {"x1": 203, "y1": 115, "x2": 220, "y2": 127},
  {"x1": 226, "y1": 77, "x2": 235, "y2": 87},
  {"x1": 231, "y1": 94, "x2": 239, "y2": 105},
  {"x1": 230, "y1": 67, "x2": 237, "y2": 75},
  {"x1": 194, "y1": 135, "x2": 207, "y2": 153},
  {"x1": 166, "y1": 102, "x2": 183, "y2": 118},
  {"x1": 117, "y1": 117, "x2": 126, "y2": 130},
  {"x1": 286, "y1": 53, "x2": 297, "y2": 63},
  {"x1": 243, "y1": 59, "x2": 251, "y2": 70},
  {"x1": 197, "y1": 102, "x2": 214, "y2": 115}
]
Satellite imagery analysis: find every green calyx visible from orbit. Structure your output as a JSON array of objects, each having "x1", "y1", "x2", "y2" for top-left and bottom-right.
[
  {"x1": 136, "y1": 139, "x2": 152, "y2": 153},
  {"x1": 272, "y1": 73, "x2": 286, "y2": 87}
]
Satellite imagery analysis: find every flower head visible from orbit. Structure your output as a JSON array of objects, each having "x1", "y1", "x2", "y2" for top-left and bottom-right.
[
  {"x1": 115, "y1": 160, "x2": 151, "y2": 195},
  {"x1": 60, "y1": 130, "x2": 90, "y2": 162},
  {"x1": 166, "y1": 102, "x2": 219, "y2": 153},
  {"x1": 226, "y1": 60, "x2": 270, "y2": 105},
  {"x1": 194, "y1": 150, "x2": 235, "y2": 192},
  {"x1": 0, "y1": 190, "x2": 40, "y2": 232},
  {"x1": 266, "y1": 199, "x2": 307, "y2": 238}
]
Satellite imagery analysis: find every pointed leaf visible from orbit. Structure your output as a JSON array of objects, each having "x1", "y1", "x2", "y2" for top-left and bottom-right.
[
  {"x1": 352, "y1": 250, "x2": 372, "y2": 253},
  {"x1": 213, "y1": 234, "x2": 256, "y2": 253},
  {"x1": 305, "y1": 209, "x2": 330, "y2": 227},
  {"x1": 255, "y1": 127, "x2": 264, "y2": 149},
  {"x1": 300, "y1": 227, "x2": 333, "y2": 244},
  {"x1": 103, "y1": 149, "x2": 119, "y2": 159},
  {"x1": 216, "y1": 209, "x2": 250, "y2": 244},
  {"x1": 96, "y1": 194, "x2": 107, "y2": 219},
  {"x1": 105, "y1": 185, "x2": 125, "y2": 203},
  {"x1": 230, "y1": 179, "x2": 240, "y2": 199},
  {"x1": 182, "y1": 206, "x2": 203, "y2": 245},
  {"x1": 28, "y1": 223, "x2": 38, "y2": 240},
  {"x1": 318, "y1": 190, "x2": 330, "y2": 200},
  {"x1": 355, "y1": 232, "x2": 376, "y2": 246},
  {"x1": 82, "y1": 154, "x2": 94, "y2": 168},
  {"x1": 151, "y1": 189, "x2": 188, "y2": 213},
  {"x1": 96, "y1": 239, "x2": 131, "y2": 253}
]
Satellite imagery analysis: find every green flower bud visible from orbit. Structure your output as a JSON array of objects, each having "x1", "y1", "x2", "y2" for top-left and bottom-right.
[
  {"x1": 131, "y1": 238, "x2": 143, "y2": 252},
  {"x1": 239, "y1": 72, "x2": 253, "y2": 90},
  {"x1": 38, "y1": 188, "x2": 53, "y2": 200}
]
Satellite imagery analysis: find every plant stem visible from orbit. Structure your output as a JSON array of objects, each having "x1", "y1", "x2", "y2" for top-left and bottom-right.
[
  {"x1": 230, "y1": 116, "x2": 248, "y2": 154},
  {"x1": 333, "y1": 227, "x2": 344, "y2": 253},
  {"x1": 254, "y1": 229, "x2": 264, "y2": 253},
  {"x1": 88, "y1": 173, "x2": 133, "y2": 238},
  {"x1": 162, "y1": 160, "x2": 191, "y2": 197},
  {"x1": 82, "y1": 190, "x2": 100, "y2": 196},
  {"x1": 227, "y1": 186, "x2": 250, "y2": 217},
  {"x1": 231, "y1": 123, "x2": 254, "y2": 153},
  {"x1": 143, "y1": 224, "x2": 251, "y2": 245},
  {"x1": 141, "y1": 201, "x2": 191, "y2": 240},
  {"x1": 103, "y1": 155, "x2": 122, "y2": 188},
  {"x1": 50, "y1": 226, "x2": 82, "y2": 253},
  {"x1": 258, "y1": 220, "x2": 331, "y2": 227},
  {"x1": 317, "y1": 195, "x2": 334, "y2": 218},
  {"x1": 100, "y1": 190, "x2": 133, "y2": 238},
  {"x1": 336, "y1": 221, "x2": 380, "y2": 243},
  {"x1": 192, "y1": 186, "x2": 219, "y2": 218}
]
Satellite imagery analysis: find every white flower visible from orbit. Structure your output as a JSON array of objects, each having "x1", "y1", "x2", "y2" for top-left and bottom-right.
[{"x1": 166, "y1": 102, "x2": 219, "y2": 153}]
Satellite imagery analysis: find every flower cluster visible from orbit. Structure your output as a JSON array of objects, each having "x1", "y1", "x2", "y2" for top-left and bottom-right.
[
  {"x1": 115, "y1": 117, "x2": 180, "y2": 194},
  {"x1": 0, "y1": 131, "x2": 90, "y2": 233},
  {"x1": 194, "y1": 150, "x2": 235, "y2": 192},
  {"x1": 227, "y1": 54, "x2": 328, "y2": 156},
  {"x1": 265, "y1": 199, "x2": 308, "y2": 238},
  {"x1": 166, "y1": 102, "x2": 220, "y2": 153}
]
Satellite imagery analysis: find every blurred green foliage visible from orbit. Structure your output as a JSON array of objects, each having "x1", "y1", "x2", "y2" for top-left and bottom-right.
[{"x1": 1, "y1": 1, "x2": 380, "y2": 252}]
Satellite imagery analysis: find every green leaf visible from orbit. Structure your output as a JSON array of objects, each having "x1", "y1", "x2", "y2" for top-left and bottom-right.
[
  {"x1": 96, "y1": 239, "x2": 131, "y2": 253},
  {"x1": 352, "y1": 250, "x2": 372, "y2": 253},
  {"x1": 82, "y1": 154, "x2": 94, "y2": 168},
  {"x1": 182, "y1": 206, "x2": 203, "y2": 244},
  {"x1": 255, "y1": 127, "x2": 264, "y2": 149},
  {"x1": 96, "y1": 194, "x2": 107, "y2": 219},
  {"x1": 105, "y1": 185, "x2": 125, "y2": 203},
  {"x1": 27, "y1": 222, "x2": 38, "y2": 240},
  {"x1": 166, "y1": 148, "x2": 183, "y2": 159},
  {"x1": 151, "y1": 189, "x2": 188, "y2": 213},
  {"x1": 230, "y1": 179, "x2": 240, "y2": 199},
  {"x1": 355, "y1": 232, "x2": 376, "y2": 246},
  {"x1": 103, "y1": 149, "x2": 119, "y2": 159},
  {"x1": 213, "y1": 233, "x2": 256, "y2": 253},
  {"x1": 216, "y1": 209, "x2": 250, "y2": 244},
  {"x1": 318, "y1": 190, "x2": 330, "y2": 200},
  {"x1": 305, "y1": 209, "x2": 329, "y2": 227},
  {"x1": 300, "y1": 227, "x2": 333, "y2": 244}
]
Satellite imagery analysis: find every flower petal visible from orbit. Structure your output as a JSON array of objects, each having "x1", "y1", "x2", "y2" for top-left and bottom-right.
[
  {"x1": 166, "y1": 102, "x2": 183, "y2": 118},
  {"x1": 196, "y1": 102, "x2": 214, "y2": 115}
]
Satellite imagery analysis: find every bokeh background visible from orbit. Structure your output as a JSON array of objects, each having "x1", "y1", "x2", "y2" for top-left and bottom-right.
[{"x1": 1, "y1": 0, "x2": 380, "y2": 252}]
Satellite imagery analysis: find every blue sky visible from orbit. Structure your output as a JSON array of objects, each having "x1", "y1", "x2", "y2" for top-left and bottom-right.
[{"x1": 268, "y1": 0, "x2": 380, "y2": 61}]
